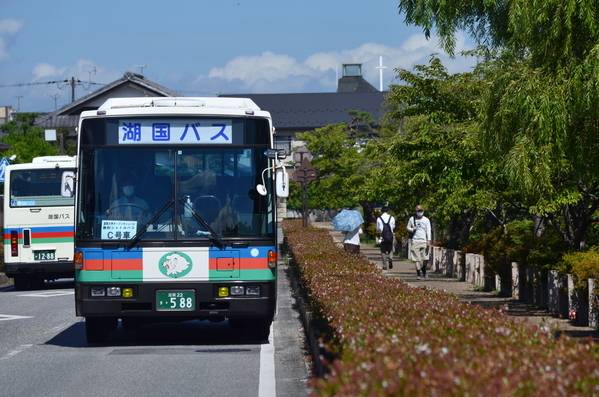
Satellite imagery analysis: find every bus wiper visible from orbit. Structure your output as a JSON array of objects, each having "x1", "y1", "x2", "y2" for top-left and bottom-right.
[
  {"x1": 179, "y1": 197, "x2": 224, "y2": 248},
  {"x1": 127, "y1": 199, "x2": 175, "y2": 249}
]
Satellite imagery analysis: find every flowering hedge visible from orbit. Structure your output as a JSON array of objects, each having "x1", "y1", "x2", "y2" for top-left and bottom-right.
[{"x1": 284, "y1": 220, "x2": 599, "y2": 396}]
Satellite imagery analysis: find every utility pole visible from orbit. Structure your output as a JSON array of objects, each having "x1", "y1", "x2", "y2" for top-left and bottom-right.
[
  {"x1": 50, "y1": 94, "x2": 59, "y2": 110},
  {"x1": 15, "y1": 95, "x2": 23, "y2": 112},
  {"x1": 70, "y1": 77, "x2": 76, "y2": 103},
  {"x1": 375, "y1": 55, "x2": 387, "y2": 92}
]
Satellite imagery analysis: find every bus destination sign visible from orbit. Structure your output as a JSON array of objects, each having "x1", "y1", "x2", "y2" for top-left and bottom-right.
[{"x1": 119, "y1": 119, "x2": 232, "y2": 145}]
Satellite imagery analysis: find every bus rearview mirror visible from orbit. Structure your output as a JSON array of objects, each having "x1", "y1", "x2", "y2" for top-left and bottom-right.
[
  {"x1": 61, "y1": 171, "x2": 76, "y2": 198},
  {"x1": 276, "y1": 167, "x2": 289, "y2": 198}
]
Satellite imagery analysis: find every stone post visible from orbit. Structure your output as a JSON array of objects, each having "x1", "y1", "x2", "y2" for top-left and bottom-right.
[
  {"x1": 589, "y1": 279, "x2": 599, "y2": 330},
  {"x1": 511, "y1": 262, "x2": 520, "y2": 300},
  {"x1": 445, "y1": 249, "x2": 454, "y2": 277},
  {"x1": 453, "y1": 250, "x2": 464, "y2": 280},
  {"x1": 435, "y1": 247, "x2": 442, "y2": 273},
  {"x1": 464, "y1": 254, "x2": 472, "y2": 283},
  {"x1": 548, "y1": 270, "x2": 559, "y2": 315},
  {"x1": 568, "y1": 274, "x2": 578, "y2": 323}
]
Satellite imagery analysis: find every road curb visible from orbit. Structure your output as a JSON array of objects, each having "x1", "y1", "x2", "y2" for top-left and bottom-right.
[{"x1": 283, "y1": 238, "x2": 328, "y2": 378}]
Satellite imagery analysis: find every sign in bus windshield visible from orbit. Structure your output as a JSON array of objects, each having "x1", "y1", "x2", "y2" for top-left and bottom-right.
[{"x1": 119, "y1": 119, "x2": 232, "y2": 145}]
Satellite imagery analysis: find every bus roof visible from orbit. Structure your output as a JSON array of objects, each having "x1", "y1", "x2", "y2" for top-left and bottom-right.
[
  {"x1": 79, "y1": 97, "x2": 272, "y2": 120},
  {"x1": 32, "y1": 156, "x2": 76, "y2": 164}
]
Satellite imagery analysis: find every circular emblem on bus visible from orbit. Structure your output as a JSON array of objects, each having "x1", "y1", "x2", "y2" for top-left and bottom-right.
[{"x1": 158, "y1": 252, "x2": 193, "y2": 278}]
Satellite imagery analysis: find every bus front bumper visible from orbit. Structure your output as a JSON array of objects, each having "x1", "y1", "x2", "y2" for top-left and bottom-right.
[
  {"x1": 75, "y1": 281, "x2": 276, "y2": 321},
  {"x1": 5, "y1": 261, "x2": 74, "y2": 279}
]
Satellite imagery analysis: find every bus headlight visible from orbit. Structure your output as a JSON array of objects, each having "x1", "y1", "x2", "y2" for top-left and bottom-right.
[
  {"x1": 122, "y1": 288, "x2": 134, "y2": 298},
  {"x1": 246, "y1": 286, "x2": 260, "y2": 296},
  {"x1": 91, "y1": 287, "x2": 105, "y2": 297},
  {"x1": 230, "y1": 286, "x2": 244, "y2": 295},
  {"x1": 106, "y1": 287, "x2": 121, "y2": 297}
]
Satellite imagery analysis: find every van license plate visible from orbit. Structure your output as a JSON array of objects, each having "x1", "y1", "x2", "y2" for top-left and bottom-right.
[
  {"x1": 156, "y1": 290, "x2": 196, "y2": 311},
  {"x1": 34, "y1": 250, "x2": 55, "y2": 261}
]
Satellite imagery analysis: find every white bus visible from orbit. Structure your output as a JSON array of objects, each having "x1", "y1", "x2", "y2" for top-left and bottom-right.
[
  {"x1": 3, "y1": 156, "x2": 76, "y2": 290},
  {"x1": 72, "y1": 97, "x2": 289, "y2": 342}
]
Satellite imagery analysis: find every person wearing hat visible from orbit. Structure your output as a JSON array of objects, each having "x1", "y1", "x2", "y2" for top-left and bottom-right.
[{"x1": 407, "y1": 205, "x2": 431, "y2": 279}]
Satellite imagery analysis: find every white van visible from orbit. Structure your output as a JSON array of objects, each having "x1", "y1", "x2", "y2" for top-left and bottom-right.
[{"x1": 3, "y1": 156, "x2": 76, "y2": 290}]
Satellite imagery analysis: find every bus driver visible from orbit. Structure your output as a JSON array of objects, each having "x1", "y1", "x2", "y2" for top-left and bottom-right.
[{"x1": 107, "y1": 175, "x2": 149, "y2": 223}]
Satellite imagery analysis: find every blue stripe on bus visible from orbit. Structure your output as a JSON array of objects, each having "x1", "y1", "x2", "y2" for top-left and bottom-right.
[{"x1": 78, "y1": 247, "x2": 142, "y2": 260}]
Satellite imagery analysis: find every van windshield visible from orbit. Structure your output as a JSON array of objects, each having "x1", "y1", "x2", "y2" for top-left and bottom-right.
[{"x1": 10, "y1": 169, "x2": 76, "y2": 207}]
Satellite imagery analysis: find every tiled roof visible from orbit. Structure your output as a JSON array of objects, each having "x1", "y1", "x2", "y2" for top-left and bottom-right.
[{"x1": 220, "y1": 91, "x2": 387, "y2": 131}]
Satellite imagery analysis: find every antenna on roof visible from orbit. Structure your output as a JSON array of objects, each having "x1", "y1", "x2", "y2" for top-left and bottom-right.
[
  {"x1": 375, "y1": 56, "x2": 387, "y2": 92},
  {"x1": 135, "y1": 64, "x2": 148, "y2": 75}
]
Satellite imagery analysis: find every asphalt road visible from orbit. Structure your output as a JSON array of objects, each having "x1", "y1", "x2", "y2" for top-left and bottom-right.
[{"x1": 0, "y1": 264, "x2": 308, "y2": 397}]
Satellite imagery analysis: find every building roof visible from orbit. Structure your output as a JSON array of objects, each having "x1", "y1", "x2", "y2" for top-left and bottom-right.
[
  {"x1": 337, "y1": 75, "x2": 378, "y2": 93},
  {"x1": 220, "y1": 91, "x2": 386, "y2": 132},
  {"x1": 35, "y1": 72, "x2": 176, "y2": 129}
]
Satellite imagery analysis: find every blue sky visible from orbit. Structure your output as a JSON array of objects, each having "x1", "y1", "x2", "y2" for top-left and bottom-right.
[{"x1": 0, "y1": 0, "x2": 474, "y2": 112}]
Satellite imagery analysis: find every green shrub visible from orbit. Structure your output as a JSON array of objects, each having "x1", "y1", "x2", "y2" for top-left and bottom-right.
[
  {"x1": 466, "y1": 220, "x2": 566, "y2": 279},
  {"x1": 284, "y1": 220, "x2": 599, "y2": 396},
  {"x1": 562, "y1": 249, "x2": 599, "y2": 288}
]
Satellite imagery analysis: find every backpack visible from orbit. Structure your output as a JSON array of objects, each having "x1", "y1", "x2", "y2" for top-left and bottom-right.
[{"x1": 380, "y1": 216, "x2": 394, "y2": 243}]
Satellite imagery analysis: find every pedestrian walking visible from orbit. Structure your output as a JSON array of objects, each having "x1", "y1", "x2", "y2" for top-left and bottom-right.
[
  {"x1": 407, "y1": 205, "x2": 431, "y2": 279},
  {"x1": 343, "y1": 226, "x2": 362, "y2": 254},
  {"x1": 376, "y1": 206, "x2": 395, "y2": 270},
  {"x1": 332, "y1": 208, "x2": 364, "y2": 255}
]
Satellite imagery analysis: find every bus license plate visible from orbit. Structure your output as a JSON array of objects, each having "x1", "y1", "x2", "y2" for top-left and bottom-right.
[
  {"x1": 34, "y1": 250, "x2": 55, "y2": 261},
  {"x1": 156, "y1": 290, "x2": 196, "y2": 311}
]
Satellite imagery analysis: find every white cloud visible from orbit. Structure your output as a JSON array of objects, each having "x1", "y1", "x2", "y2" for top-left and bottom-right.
[
  {"x1": 31, "y1": 59, "x2": 121, "y2": 83},
  {"x1": 32, "y1": 63, "x2": 66, "y2": 80},
  {"x1": 0, "y1": 19, "x2": 23, "y2": 61},
  {"x1": 199, "y1": 33, "x2": 475, "y2": 93},
  {"x1": 0, "y1": 19, "x2": 23, "y2": 35}
]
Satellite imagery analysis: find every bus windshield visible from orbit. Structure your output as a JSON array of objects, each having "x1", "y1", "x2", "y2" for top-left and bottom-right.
[
  {"x1": 76, "y1": 146, "x2": 274, "y2": 241},
  {"x1": 10, "y1": 169, "x2": 76, "y2": 207}
]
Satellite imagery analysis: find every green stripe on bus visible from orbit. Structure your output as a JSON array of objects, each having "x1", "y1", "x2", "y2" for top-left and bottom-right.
[
  {"x1": 209, "y1": 269, "x2": 275, "y2": 281},
  {"x1": 76, "y1": 270, "x2": 143, "y2": 282},
  {"x1": 4, "y1": 238, "x2": 73, "y2": 244},
  {"x1": 33, "y1": 237, "x2": 73, "y2": 244}
]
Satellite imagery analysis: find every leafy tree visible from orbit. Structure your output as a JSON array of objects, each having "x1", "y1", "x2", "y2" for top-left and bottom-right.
[
  {"x1": 0, "y1": 113, "x2": 58, "y2": 163},
  {"x1": 294, "y1": 123, "x2": 366, "y2": 210},
  {"x1": 368, "y1": 56, "x2": 502, "y2": 247},
  {"x1": 397, "y1": 0, "x2": 599, "y2": 249}
]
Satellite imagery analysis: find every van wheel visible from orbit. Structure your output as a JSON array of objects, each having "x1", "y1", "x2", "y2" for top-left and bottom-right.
[
  {"x1": 85, "y1": 317, "x2": 117, "y2": 344},
  {"x1": 230, "y1": 318, "x2": 272, "y2": 341},
  {"x1": 13, "y1": 277, "x2": 31, "y2": 291}
]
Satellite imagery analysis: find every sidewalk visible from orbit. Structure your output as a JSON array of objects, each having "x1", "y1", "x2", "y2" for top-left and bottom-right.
[{"x1": 312, "y1": 221, "x2": 597, "y2": 339}]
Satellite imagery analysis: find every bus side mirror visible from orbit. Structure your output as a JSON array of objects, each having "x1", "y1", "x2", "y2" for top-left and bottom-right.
[
  {"x1": 61, "y1": 171, "x2": 76, "y2": 198},
  {"x1": 276, "y1": 167, "x2": 289, "y2": 198}
]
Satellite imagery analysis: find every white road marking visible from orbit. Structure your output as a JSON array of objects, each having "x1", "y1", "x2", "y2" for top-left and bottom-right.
[
  {"x1": 258, "y1": 323, "x2": 276, "y2": 397},
  {"x1": 0, "y1": 344, "x2": 33, "y2": 361},
  {"x1": 0, "y1": 314, "x2": 33, "y2": 321},
  {"x1": 19, "y1": 290, "x2": 74, "y2": 298}
]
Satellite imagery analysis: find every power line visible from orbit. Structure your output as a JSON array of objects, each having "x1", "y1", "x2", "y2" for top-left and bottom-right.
[
  {"x1": 0, "y1": 77, "x2": 106, "y2": 103},
  {"x1": 0, "y1": 79, "x2": 105, "y2": 88}
]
